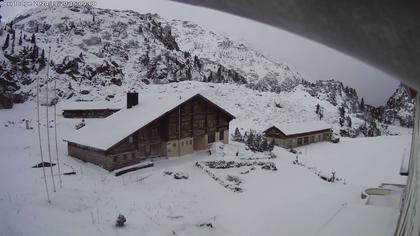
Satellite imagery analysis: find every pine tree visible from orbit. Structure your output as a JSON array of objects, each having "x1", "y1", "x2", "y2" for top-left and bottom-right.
[
  {"x1": 315, "y1": 103, "x2": 320, "y2": 114},
  {"x1": 31, "y1": 33, "x2": 36, "y2": 44},
  {"x1": 346, "y1": 116, "x2": 352, "y2": 128},
  {"x1": 339, "y1": 117, "x2": 345, "y2": 127},
  {"x1": 246, "y1": 131, "x2": 255, "y2": 150},
  {"x1": 254, "y1": 134, "x2": 262, "y2": 151},
  {"x1": 261, "y1": 138, "x2": 268, "y2": 151},
  {"x1": 18, "y1": 33, "x2": 22, "y2": 45},
  {"x1": 41, "y1": 49, "x2": 45, "y2": 60},
  {"x1": 32, "y1": 46, "x2": 39, "y2": 61},
  {"x1": 339, "y1": 104, "x2": 345, "y2": 119},
  {"x1": 2, "y1": 33, "x2": 10, "y2": 50},
  {"x1": 360, "y1": 98, "x2": 365, "y2": 110}
]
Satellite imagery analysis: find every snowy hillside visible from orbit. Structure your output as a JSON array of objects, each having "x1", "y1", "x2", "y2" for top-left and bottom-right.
[
  {"x1": 0, "y1": 5, "x2": 300, "y2": 105},
  {"x1": 0, "y1": 5, "x2": 414, "y2": 136},
  {"x1": 0, "y1": 5, "x2": 415, "y2": 235},
  {"x1": 382, "y1": 84, "x2": 415, "y2": 127},
  {"x1": 170, "y1": 19, "x2": 303, "y2": 85},
  {"x1": 0, "y1": 97, "x2": 411, "y2": 236}
]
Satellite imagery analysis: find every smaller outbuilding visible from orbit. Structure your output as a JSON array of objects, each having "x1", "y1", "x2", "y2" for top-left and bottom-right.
[
  {"x1": 60, "y1": 94, "x2": 133, "y2": 119},
  {"x1": 264, "y1": 121, "x2": 332, "y2": 149}
]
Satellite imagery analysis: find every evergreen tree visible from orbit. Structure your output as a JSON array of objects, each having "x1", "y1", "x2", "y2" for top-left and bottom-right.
[
  {"x1": 18, "y1": 33, "x2": 22, "y2": 45},
  {"x1": 41, "y1": 49, "x2": 45, "y2": 60},
  {"x1": 339, "y1": 117, "x2": 345, "y2": 127},
  {"x1": 315, "y1": 103, "x2": 320, "y2": 114},
  {"x1": 360, "y1": 98, "x2": 365, "y2": 110},
  {"x1": 261, "y1": 138, "x2": 268, "y2": 151},
  {"x1": 232, "y1": 128, "x2": 243, "y2": 142},
  {"x1": 346, "y1": 116, "x2": 352, "y2": 128},
  {"x1": 246, "y1": 131, "x2": 255, "y2": 149},
  {"x1": 32, "y1": 46, "x2": 39, "y2": 61},
  {"x1": 31, "y1": 33, "x2": 36, "y2": 44},
  {"x1": 2, "y1": 33, "x2": 10, "y2": 50},
  {"x1": 339, "y1": 104, "x2": 345, "y2": 118},
  {"x1": 216, "y1": 66, "x2": 223, "y2": 83},
  {"x1": 194, "y1": 55, "x2": 201, "y2": 70},
  {"x1": 254, "y1": 134, "x2": 262, "y2": 151}
]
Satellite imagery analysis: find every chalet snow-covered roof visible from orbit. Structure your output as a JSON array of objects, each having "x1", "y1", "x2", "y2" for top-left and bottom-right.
[
  {"x1": 268, "y1": 121, "x2": 331, "y2": 136},
  {"x1": 64, "y1": 92, "x2": 235, "y2": 151},
  {"x1": 61, "y1": 100, "x2": 124, "y2": 111}
]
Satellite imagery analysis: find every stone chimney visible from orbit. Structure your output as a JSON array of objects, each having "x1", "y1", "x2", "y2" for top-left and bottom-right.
[{"x1": 127, "y1": 92, "x2": 138, "y2": 109}]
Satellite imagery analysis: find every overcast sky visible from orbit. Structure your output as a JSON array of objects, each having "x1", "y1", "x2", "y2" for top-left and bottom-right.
[{"x1": 0, "y1": 0, "x2": 401, "y2": 105}]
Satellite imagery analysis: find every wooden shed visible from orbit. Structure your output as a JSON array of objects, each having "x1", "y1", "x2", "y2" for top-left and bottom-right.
[
  {"x1": 61, "y1": 101, "x2": 123, "y2": 118},
  {"x1": 264, "y1": 121, "x2": 332, "y2": 149},
  {"x1": 64, "y1": 92, "x2": 235, "y2": 171}
]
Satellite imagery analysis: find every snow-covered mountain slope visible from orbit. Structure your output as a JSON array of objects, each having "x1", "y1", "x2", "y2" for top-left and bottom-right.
[
  {"x1": 382, "y1": 84, "x2": 415, "y2": 127},
  {"x1": 0, "y1": 5, "x2": 251, "y2": 104},
  {"x1": 170, "y1": 19, "x2": 303, "y2": 85},
  {"x1": 0, "y1": 5, "x2": 302, "y2": 104},
  {"x1": 0, "y1": 5, "x2": 414, "y2": 136}
]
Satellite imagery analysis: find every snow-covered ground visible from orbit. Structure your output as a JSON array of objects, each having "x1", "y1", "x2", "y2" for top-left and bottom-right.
[{"x1": 0, "y1": 82, "x2": 411, "y2": 236}]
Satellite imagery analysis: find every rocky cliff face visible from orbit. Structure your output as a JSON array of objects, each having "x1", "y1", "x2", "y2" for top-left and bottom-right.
[{"x1": 382, "y1": 84, "x2": 415, "y2": 127}]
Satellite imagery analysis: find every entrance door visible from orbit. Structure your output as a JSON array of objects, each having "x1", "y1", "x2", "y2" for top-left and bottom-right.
[{"x1": 208, "y1": 132, "x2": 215, "y2": 143}]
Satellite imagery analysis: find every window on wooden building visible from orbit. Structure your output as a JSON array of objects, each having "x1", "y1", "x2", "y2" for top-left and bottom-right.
[{"x1": 297, "y1": 138, "x2": 303, "y2": 145}]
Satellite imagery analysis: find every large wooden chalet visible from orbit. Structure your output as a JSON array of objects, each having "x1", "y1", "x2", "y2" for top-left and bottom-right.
[
  {"x1": 264, "y1": 121, "x2": 332, "y2": 149},
  {"x1": 64, "y1": 92, "x2": 235, "y2": 171}
]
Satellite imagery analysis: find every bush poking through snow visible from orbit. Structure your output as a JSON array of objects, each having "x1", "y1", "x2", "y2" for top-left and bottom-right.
[
  {"x1": 115, "y1": 214, "x2": 126, "y2": 227},
  {"x1": 226, "y1": 175, "x2": 242, "y2": 185},
  {"x1": 173, "y1": 172, "x2": 189, "y2": 180},
  {"x1": 198, "y1": 222, "x2": 213, "y2": 228},
  {"x1": 195, "y1": 162, "x2": 243, "y2": 193}
]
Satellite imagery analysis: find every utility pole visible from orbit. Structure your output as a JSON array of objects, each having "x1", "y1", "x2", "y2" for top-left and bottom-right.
[
  {"x1": 54, "y1": 76, "x2": 63, "y2": 188},
  {"x1": 37, "y1": 76, "x2": 51, "y2": 203},
  {"x1": 45, "y1": 46, "x2": 56, "y2": 192}
]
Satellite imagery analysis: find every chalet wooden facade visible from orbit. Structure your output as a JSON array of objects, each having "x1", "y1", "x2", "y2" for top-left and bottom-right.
[
  {"x1": 61, "y1": 99, "x2": 128, "y2": 119},
  {"x1": 65, "y1": 93, "x2": 235, "y2": 171},
  {"x1": 63, "y1": 108, "x2": 121, "y2": 118},
  {"x1": 264, "y1": 121, "x2": 332, "y2": 149}
]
